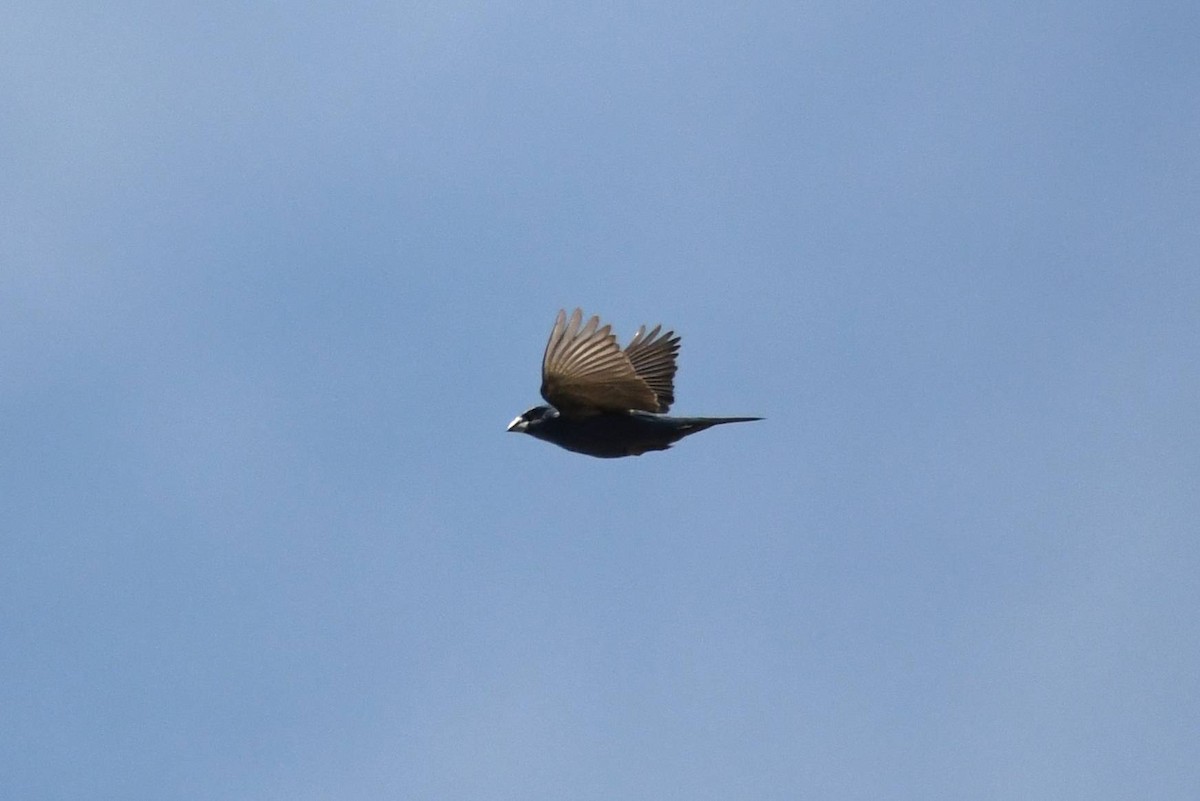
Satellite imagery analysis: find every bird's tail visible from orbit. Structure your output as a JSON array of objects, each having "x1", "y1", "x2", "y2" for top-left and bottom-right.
[{"x1": 675, "y1": 416, "x2": 763, "y2": 432}]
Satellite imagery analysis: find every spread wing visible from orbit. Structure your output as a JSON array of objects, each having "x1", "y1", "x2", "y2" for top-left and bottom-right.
[
  {"x1": 540, "y1": 309, "x2": 661, "y2": 417},
  {"x1": 623, "y1": 323, "x2": 680, "y2": 413}
]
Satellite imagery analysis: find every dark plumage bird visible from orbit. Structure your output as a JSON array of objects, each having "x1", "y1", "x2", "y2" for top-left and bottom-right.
[{"x1": 507, "y1": 308, "x2": 761, "y2": 458}]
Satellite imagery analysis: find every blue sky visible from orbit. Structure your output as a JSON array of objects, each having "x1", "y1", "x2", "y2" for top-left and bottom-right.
[{"x1": 3, "y1": 2, "x2": 1198, "y2": 799}]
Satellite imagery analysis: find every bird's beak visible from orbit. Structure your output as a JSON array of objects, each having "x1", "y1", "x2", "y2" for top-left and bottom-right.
[{"x1": 506, "y1": 416, "x2": 527, "y2": 433}]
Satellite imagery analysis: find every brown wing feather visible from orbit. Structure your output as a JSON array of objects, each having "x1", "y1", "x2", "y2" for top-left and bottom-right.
[
  {"x1": 623, "y1": 324, "x2": 681, "y2": 412},
  {"x1": 540, "y1": 309, "x2": 660, "y2": 417}
]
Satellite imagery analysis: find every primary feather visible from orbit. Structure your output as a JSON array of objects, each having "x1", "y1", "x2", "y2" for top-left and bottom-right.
[{"x1": 540, "y1": 308, "x2": 664, "y2": 417}]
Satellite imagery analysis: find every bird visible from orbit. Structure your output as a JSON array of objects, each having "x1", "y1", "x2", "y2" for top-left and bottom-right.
[{"x1": 507, "y1": 308, "x2": 761, "y2": 458}]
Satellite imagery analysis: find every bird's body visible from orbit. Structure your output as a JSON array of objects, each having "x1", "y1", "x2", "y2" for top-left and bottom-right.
[
  {"x1": 508, "y1": 309, "x2": 760, "y2": 458},
  {"x1": 512, "y1": 405, "x2": 760, "y2": 458}
]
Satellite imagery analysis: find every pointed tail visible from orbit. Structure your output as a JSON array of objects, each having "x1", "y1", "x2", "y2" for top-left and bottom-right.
[{"x1": 676, "y1": 416, "x2": 763, "y2": 432}]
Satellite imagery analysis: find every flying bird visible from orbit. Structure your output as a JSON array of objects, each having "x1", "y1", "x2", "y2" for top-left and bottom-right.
[{"x1": 507, "y1": 308, "x2": 761, "y2": 457}]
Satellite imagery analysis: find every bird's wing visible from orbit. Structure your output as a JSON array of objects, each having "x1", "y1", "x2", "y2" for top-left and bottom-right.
[
  {"x1": 540, "y1": 309, "x2": 661, "y2": 417},
  {"x1": 623, "y1": 323, "x2": 681, "y2": 413}
]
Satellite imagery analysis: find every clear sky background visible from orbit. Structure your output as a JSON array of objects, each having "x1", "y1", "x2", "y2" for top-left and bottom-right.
[{"x1": 3, "y1": 3, "x2": 1198, "y2": 799}]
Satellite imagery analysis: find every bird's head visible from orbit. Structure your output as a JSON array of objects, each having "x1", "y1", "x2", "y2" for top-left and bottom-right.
[{"x1": 507, "y1": 405, "x2": 557, "y2": 433}]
